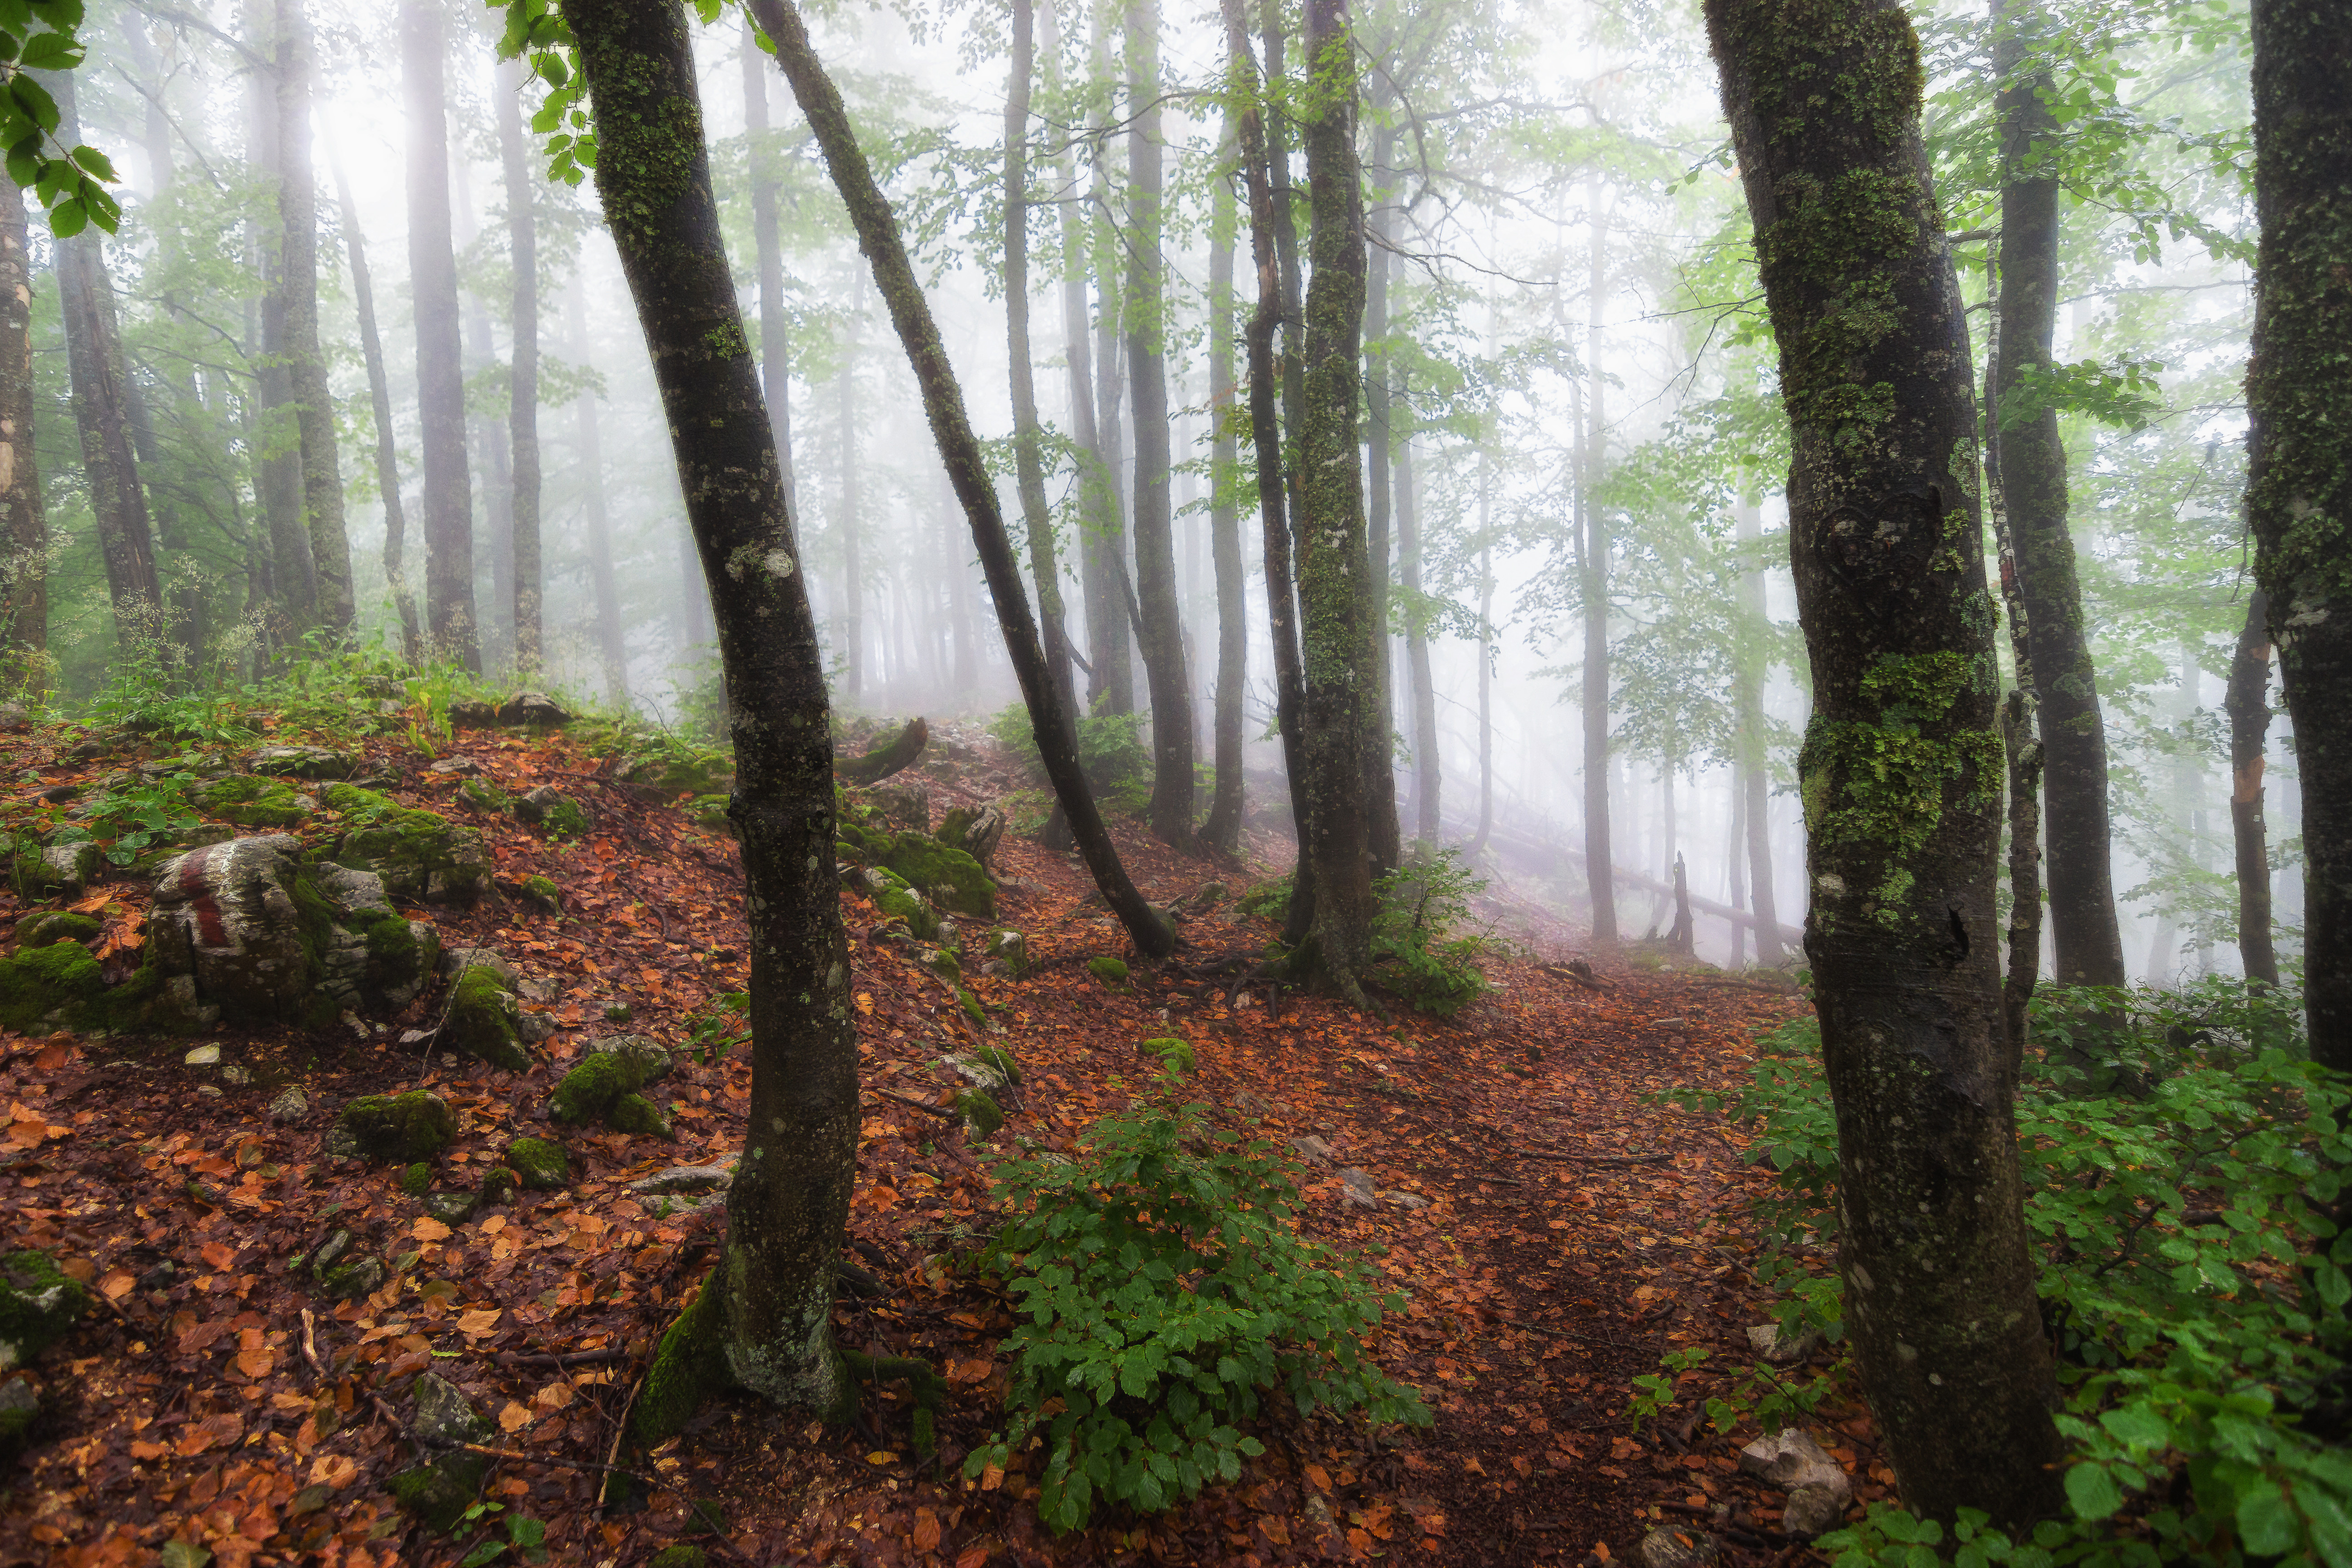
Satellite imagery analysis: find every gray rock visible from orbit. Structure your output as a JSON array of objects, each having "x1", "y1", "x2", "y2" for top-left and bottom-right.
[
  {"x1": 184, "y1": 1044, "x2": 221, "y2": 1067},
  {"x1": 1233, "y1": 1090, "x2": 1274, "y2": 1117},
  {"x1": 147, "y1": 836, "x2": 314, "y2": 1020},
  {"x1": 1338, "y1": 1167, "x2": 1380, "y2": 1208},
  {"x1": 1745, "y1": 1321, "x2": 1822, "y2": 1365},
  {"x1": 863, "y1": 783, "x2": 931, "y2": 833},
  {"x1": 628, "y1": 1162, "x2": 735, "y2": 1196},
  {"x1": 585, "y1": 1034, "x2": 671, "y2": 1083},
  {"x1": 422, "y1": 1191, "x2": 480, "y2": 1226},
  {"x1": 36, "y1": 843, "x2": 97, "y2": 895},
  {"x1": 1290, "y1": 1136, "x2": 1336, "y2": 1165},
  {"x1": 1382, "y1": 1191, "x2": 1432, "y2": 1211},
  {"x1": 312, "y1": 863, "x2": 439, "y2": 1013},
  {"x1": 1738, "y1": 1430, "x2": 1852, "y2": 1508},
  {"x1": 517, "y1": 1012, "x2": 556, "y2": 1044},
  {"x1": 219, "y1": 1065, "x2": 252, "y2": 1088},
  {"x1": 438, "y1": 946, "x2": 519, "y2": 988},
  {"x1": 1782, "y1": 1483, "x2": 1847, "y2": 1539},
  {"x1": 150, "y1": 975, "x2": 218, "y2": 1032},
  {"x1": 268, "y1": 1088, "x2": 309, "y2": 1124},
  {"x1": 427, "y1": 757, "x2": 482, "y2": 776},
  {"x1": 497, "y1": 691, "x2": 570, "y2": 727},
  {"x1": 1639, "y1": 1527, "x2": 1719, "y2": 1568},
  {"x1": 249, "y1": 745, "x2": 357, "y2": 780}
]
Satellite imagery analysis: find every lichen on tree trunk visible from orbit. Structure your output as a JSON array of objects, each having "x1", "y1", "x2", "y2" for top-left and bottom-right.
[{"x1": 1704, "y1": 0, "x2": 2065, "y2": 1528}]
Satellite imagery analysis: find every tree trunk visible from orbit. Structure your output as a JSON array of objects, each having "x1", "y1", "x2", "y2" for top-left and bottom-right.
[
  {"x1": 1705, "y1": 0, "x2": 2065, "y2": 1528},
  {"x1": 749, "y1": 0, "x2": 1174, "y2": 959},
  {"x1": 1289, "y1": 0, "x2": 1392, "y2": 995},
  {"x1": 496, "y1": 54, "x2": 543, "y2": 672},
  {"x1": 454, "y1": 147, "x2": 516, "y2": 674},
  {"x1": 567, "y1": 290, "x2": 629, "y2": 706},
  {"x1": 1579, "y1": 190, "x2": 1617, "y2": 944},
  {"x1": 561, "y1": 0, "x2": 857, "y2": 1432},
  {"x1": 1733, "y1": 500, "x2": 1783, "y2": 963},
  {"x1": 1398, "y1": 426, "x2": 1438, "y2": 844},
  {"x1": 2227, "y1": 588, "x2": 2277, "y2": 987},
  {"x1": 1992, "y1": 0, "x2": 2126, "y2": 993},
  {"x1": 0, "y1": 175, "x2": 45, "y2": 682},
  {"x1": 240, "y1": 6, "x2": 314, "y2": 636},
  {"x1": 1004, "y1": 0, "x2": 1077, "y2": 724},
  {"x1": 1083, "y1": 2, "x2": 1133, "y2": 720},
  {"x1": 1470, "y1": 539, "x2": 1493, "y2": 858},
  {"x1": 1217, "y1": 0, "x2": 1314, "y2": 919},
  {"x1": 743, "y1": 19, "x2": 798, "y2": 527},
  {"x1": 1203, "y1": 127, "x2": 1247, "y2": 852},
  {"x1": 1122, "y1": 0, "x2": 1196, "y2": 846},
  {"x1": 2246, "y1": 0, "x2": 2352, "y2": 1067},
  {"x1": 328, "y1": 140, "x2": 422, "y2": 662},
  {"x1": 835, "y1": 341, "x2": 861, "y2": 697},
  {"x1": 403, "y1": 0, "x2": 480, "y2": 671},
  {"x1": 276, "y1": 0, "x2": 355, "y2": 637}
]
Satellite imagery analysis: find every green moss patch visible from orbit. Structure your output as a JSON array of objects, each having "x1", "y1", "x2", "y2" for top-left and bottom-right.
[
  {"x1": 191, "y1": 774, "x2": 314, "y2": 828},
  {"x1": 549, "y1": 1050, "x2": 646, "y2": 1125},
  {"x1": 331, "y1": 1092, "x2": 456, "y2": 1163},
  {"x1": 0, "y1": 1250, "x2": 90, "y2": 1370},
  {"x1": 12, "y1": 911, "x2": 99, "y2": 949},
  {"x1": 1087, "y1": 955, "x2": 1130, "y2": 989},
  {"x1": 504, "y1": 1138, "x2": 569, "y2": 1191},
  {"x1": 633, "y1": 1277, "x2": 735, "y2": 1446},
  {"x1": 0, "y1": 941, "x2": 108, "y2": 1034},
  {"x1": 447, "y1": 965, "x2": 528, "y2": 1072},
  {"x1": 320, "y1": 785, "x2": 487, "y2": 904}
]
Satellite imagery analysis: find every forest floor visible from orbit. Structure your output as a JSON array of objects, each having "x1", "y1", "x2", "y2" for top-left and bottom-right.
[{"x1": 0, "y1": 711, "x2": 1896, "y2": 1568}]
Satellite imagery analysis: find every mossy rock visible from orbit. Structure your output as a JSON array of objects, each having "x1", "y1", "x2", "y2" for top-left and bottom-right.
[
  {"x1": 881, "y1": 836, "x2": 996, "y2": 920},
  {"x1": 10, "y1": 842, "x2": 98, "y2": 897},
  {"x1": 389, "y1": 1373, "x2": 493, "y2": 1533},
  {"x1": 0, "y1": 1377, "x2": 38, "y2": 1459},
  {"x1": 447, "y1": 965, "x2": 528, "y2": 1072},
  {"x1": 955, "y1": 1088, "x2": 1004, "y2": 1140},
  {"x1": 422, "y1": 1190, "x2": 479, "y2": 1225},
  {"x1": 970, "y1": 1043, "x2": 1021, "y2": 1085},
  {"x1": 585, "y1": 1034, "x2": 672, "y2": 1085},
  {"x1": 319, "y1": 785, "x2": 488, "y2": 904},
  {"x1": 0, "y1": 1250, "x2": 90, "y2": 1371},
  {"x1": 0, "y1": 941, "x2": 109, "y2": 1034},
  {"x1": 549, "y1": 1050, "x2": 647, "y2": 1125},
  {"x1": 248, "y1": 744, "x2": 358, "y2": 780},
  {"x1": 649, "y1": 1549, "x2": 710, "y2": 1568},
  {"x1": 514, "y1": 786, "x2": 588, "y2": 838},
  {"x1": 12, "y1": 911, "x2": 99, "y2": 949},
  {"x1": 1087, "y1": 955, "x2": 1130, "y2": 989},
  {"x1": 983, "y1": 927, "x2": 1030, "y2": 977},
  {"x1": 1145, "y1": 1037, "x2": 1196, "y2": 1075},
  {"x1": 871, "y1": 882, "x2": 941, "y2": 941},
  {"x1": 458, "y1": 778, "x2": 512, "y2": 814},
  {"x1": 618, "y1": 749, "x2": 734, "y2": 799},
  {"x1": 918, "y1": 946, "x2": 963, "y2": 983},
  {"x1": 478, "y1": 1167, "x2": 521, "y2": 1206},
  {"x1": 190, "y1": 774, "x2": 314, "y2": 828},
  {"x1": 607, "y1": 1093, "x2": 675, "y2": 1141},
  {"x1": 317, "y1": 1254, "x2": 387, "y2": 1303},
  {"x1": 519, "y1": 875, "x2": 562, "y2": 911},
  {"x1": 330, "y1": 1092, "x2": 456, "y2": 1163},
  {"x1": 398, "y1": 1162, "x2": 433, "y2": 1196},
  {"x1": 504, "y1": 1137, "x2": 569, "y2": 1191}
]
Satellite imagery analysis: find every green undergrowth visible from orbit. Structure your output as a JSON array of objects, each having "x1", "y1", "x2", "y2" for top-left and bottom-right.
[
  {"x1": 988, "y1": 705, "x2": 1152, "y2": 816},
  {"x1": 964, "y1": 1068, "x2": 1428, "y2": 1533},
  {"x1": 1665, "y1": 980, "x2": 2352, "y2": 1567},
  {"x1": 1367, "y1": 848, "x2": 1496, "y2": 1019}
]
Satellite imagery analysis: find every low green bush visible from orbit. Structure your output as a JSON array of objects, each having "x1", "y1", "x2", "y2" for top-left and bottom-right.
[
  {"x1": 1368, "y1": 848, "x2": 1494, "y2": 1018},
  {"x1": 1666, "y1": 980, "x2": 2352, "y2": 1567},
  {"x1": 987, "y1": 705, "x2": 1152, "y2": 816},
  {"x1": 965, "y1": 1071, "x2": 1427, "y2": 1532}
]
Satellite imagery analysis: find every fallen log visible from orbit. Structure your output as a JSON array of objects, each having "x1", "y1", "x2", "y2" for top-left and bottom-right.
[{"x1": 836, "y1": 716, "x2": 929, "y2": 784}]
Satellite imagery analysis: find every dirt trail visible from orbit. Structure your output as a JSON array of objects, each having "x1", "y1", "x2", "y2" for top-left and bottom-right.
[{"x1": 0, "y1": 722, "x2": 1858, "y2": 1568}]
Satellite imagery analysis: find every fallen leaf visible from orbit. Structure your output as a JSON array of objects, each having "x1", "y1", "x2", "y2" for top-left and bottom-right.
[
  {"x1": 498, "y1": 1401, "x2": 533, "y2": 1433},
  {"x1": 235, "y1": 1347, "x2": 274, "y2": 1379},
  {"x1": 98, "y1": 1271, "x2": 135, "y2": 1301},
  {"x1": 456, "y1": 1307, "x2": 502, "y2": 1338},
  {"x1": 411, "y1": 1217, "x2": 453, "y2": 1243},
  {"x1": 912, "y1": 1508, "x2": 942, "y2": 1550},
  {"x1": 955, "y1": 1547, "x2": 990, "y2": 1568},
  {"x1": 310, "y1": 1454, "x2": 359, "y2": 1490}
]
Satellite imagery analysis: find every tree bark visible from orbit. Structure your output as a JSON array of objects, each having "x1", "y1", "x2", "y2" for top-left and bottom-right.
[
  {"x1": 1733, "y1": 500, "x2": 1783, "y2": 963},
  {"x1": 276, "y1": 0, "x2": 354, "y2": 637},
  {"x1": 403, "y1": 0, "x2": 480, "y2": 671},
  {"x1": 2226, "y1": 588, "x2": 2277, "y2": 987},
  {"x1": 1991, "y1": 0, "x2": 2126, "y2": 993},
  {"x1": 566, "y1": 289, "x2": 628, "y2": 706},
  {"x1": 1705, "y1": 0, "x2": 2065, "y2": 1528},
  {"x1": 560, "y1": 0, "x2": 857, "y2": 1428},
  {"x1": 1125, "y1": 0, "x2": 1197, "y2": 846},
  {"x1": 0, "y1": 175, "x2": 45, "y2": 681},
  {"x1": 1980, "y1": 260, "x2": 2044, "y2": 1048},
  {"x1": 1579, "y1": 190, "x2": 1617, "y2": 944},
  {"x1": 328, "y1": 139, "x2": 422, "y2": 662},
  {"x1": 2246, "y1": 0, "x2": 2352, "y2": 1067},
  {"x1": 1004, "y1": 0, "x2": 1080, "y2": 726},
  {"x1": 1289, "y1": 0, "x2": 1392, "y2": 995},
  {"x1": 743, "y1": 19, "x2": 798, "y2": 528},
  {"x1": 1082, "y1": 2, "x2": 1133, "y2": 719},
  {"x1": 496, "y1": 54, "x2": 543, "y2": 672},
  {"x1": 240, "y1": 5, "x2": 314, "y2": 635},
  {"x1": 835, "y1": 339, "x2": 861, "y2": 697},
  {"x1": 1397, "y1": 428, "x2": 1438, "y2": 843},
  {"x1": 748, "y1": 0, "x2": 1174, "y2": 959},
  {"x1": 1203, "y1": 126, "x2": 1247, "y2": 852}
]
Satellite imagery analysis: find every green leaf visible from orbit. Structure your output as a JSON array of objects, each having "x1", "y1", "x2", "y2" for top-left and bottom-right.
[
  {"x1": 46, "y1": 194, "x2": 84, "y2": 237},
  {"x1": 456, "y1": 1540, "x2": 507, "y2": 1568},
  {"x1": 2098, "y1": 1404, "x2": 2171, "y2": 1450},
  {"x1": 2064, "y1": 1463, "x2": 2124, "y2": 1522},
  {"x1": 67, "y1": 142, "x2": 111, "y2": 181},
  {"x1": 16, "y1": 24, "x2": 76, "y2": 67},
  {"x1": 2237, "y1": 1487, "x2": 2300, "y2": 1556}
]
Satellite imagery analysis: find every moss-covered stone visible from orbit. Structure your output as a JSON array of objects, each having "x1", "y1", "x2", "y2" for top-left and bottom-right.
[
  {"x1": 0, "y1": 1250, "x2": 89, "y2": 1371},
  {"x1": 398, "y1": 1162, "x2": 433, "y2": 1196},
  {"x1": 882, "y1": 837, "x2": 996, "y2": 919},
  {"x1": 633, "y1": 1278, "x2": 734, "y2": 1446},
  {"x1": 1145, "y1": 1037, "x2": 1196, "y2": 1075},
  {"x1": 549, "y1": 1050, "x2": 645, "y2": 1125},
  {"x1": 319, "y1": 785, "x2": 488, "y2": 904},
  {"x1": 458, "y1": 778, "x2": 511, "y2": 814},
  {"x1": 447, "y1": 965, "x2": 528, "y2": 1072},
  {"x1": 422, "y1": 1190, "x2": 479, "y2": 1225},
  {"x1": 918, "y1": 946, "x2": 962, "y2": 983},
  {"x1": 504, "y1": 1138, "x2": 568, "y2": 1191},
  {"x1": 13, "y1": 911, "x2": 99, "y2": 948},
  {"x1": 388, "y1": 1372, "x2": 493, "y2": 1533},
  {"x1": 10, "y1": 842, "x2": 98, "y2": 897},
  {"x1": 1087, "y1": 955, "x2": 1130, "y2": 988},
  {"x1": 0, "y1": 1377, "x2": 38, "y2": 1459},
  {"x1": 331, "y1": 1092, "x2": 456, "y2": 1163},
  {"x1": 515, "y1": 787, "x2": 588, "y2": 838},
  {"x1": 649, "y1": 1548, "x2": 710, "y2": 1568},
  {"x1": 955, "y1": 1088, "x2": 1004, "y2": 1140},
  {"x1": 970, "y1": 1043, "x2": 1021, "y2": 1085},
  {"x1": 519, "y1": 874, "x2": 562, "y2": 910},
  {"x1": 479, "y1": 1167, "x2": 521, "y2": 1206},
  {"x1": 686, "y1": 794, "x2": 733, "y2": 835},
  {"x1": 0, "y1": 941, "x2": 108, "y2": 1034},
  {"x1": 190, "y1": 774, "x2": 314, "y2": 828},
  {"x1": 983, "y1": 926, "x2": 1030, "y2": 977},
  {"x1": 607, "y1": 1093, "x2": 675, "y2": 1140}
]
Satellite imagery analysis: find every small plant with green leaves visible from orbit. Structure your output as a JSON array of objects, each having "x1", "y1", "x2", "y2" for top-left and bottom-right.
[
  {"x1": 965, "y1": 1070, "x2": 1428, "y2": 1532},
  {"x1": 987, "y1": 704, "x2": 1154, "y2": 816},
  {"x1": 88, "y1": 641, "x2": 254, "y2": 747},
  {"x1": 78, "y1": 769, "x2": 203, "y2": 867},
  {"x1": 1367, "y1": 848, "x2": 1495, "y2": 1019},
  {"x1": 684, "y1": 990, "x2": 749, "y2": 1065},
  {"x1": 453, "y1": 1500, "x2": 548, "y2": 1568}
]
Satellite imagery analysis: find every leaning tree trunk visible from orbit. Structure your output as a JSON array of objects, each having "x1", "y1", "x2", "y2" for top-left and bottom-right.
[
  {"x1": 566, "y1": 290, "x2": 630, "y2": 706},
  {"x1": 329, "y1": 142, "x2": 422, "y2": 662},
  {"x1": 1705, "y1": 0, "x2": 2065, "y2": 1529},
  {"x1": 559, "y1": 0, "x2": 856, "y2": 1431},
  {"x1": 403, "y1": 0, "x2": 480, "y2": 671},
  {"x1": 1733, "y1": 499, "x2": 1784, "y2": 964},
  {"x1": 2226, "y1": 588, "x2": 2277, "y2": 988},
  {"x1": 2246, "y1": 0, "x2": 2352, "y2": 1070},
  {"x1": 1289, "y1": 0, "x2": 1393, "y2": 996},
  {"x1": 0, "y1": 175, "x2": 45, "y2": 682},
  {"x1": 276, "y1": 0, "x2": 355, "y2": 637},
  {"x1": 1126, "y1": 0, "x2": 1198, "y2": 848},
  {"x1": 1980, "y1": 267, "x2": 2045, "y2": 1049},
  {"x1": 1202, "y1": 125, "x2": 1247, "y2": 853},
  {"x1": 496, "y1": 54, "x2": 543, "y2": 672},
  {"x1": 750, "y1": 0, "x2": 1174, "y2": 959},
  {"x1": 1992, "y1": 0, "x2": 2127, "y2": 995},
  {"x1": 1004, "y1": 0, "x2": 1079, "y2": 724}
]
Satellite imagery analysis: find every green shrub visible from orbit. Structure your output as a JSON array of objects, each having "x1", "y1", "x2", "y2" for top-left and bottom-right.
[
  {"x1": 1670, "y1": 981, "x2": 2352, "y2": 1567},
  {"x1": 1367, "y1": 849, "x2": 1494, "y2": 1018},
  {"x1": 988, "y1": 705, "x2": 1152, "y2": 815},
  {"x1": 965, "y1": 1072, "x2": 1427, "y2": 1532}
]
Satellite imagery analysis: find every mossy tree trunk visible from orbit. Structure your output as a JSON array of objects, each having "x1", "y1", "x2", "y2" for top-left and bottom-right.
[
  {"x1": 1991, "y1": 0, "x2": 2126, "y2": 994},
  {"x1": 276, "y1": 0, "x2": 355, "y2": 639},
  {"x1": 328, "y1": 145, "x2": 423, "y2": 663},
  {"x1": 2247, "y1": 0, "x2": 2352, "y2": 1069},
  {"x1": 748, "y1": 0, "x2": 1175, "y2": 960},
  {"x1": 495, "y1": 54, "x2": 542, "y2": 673},
  {"x1": 1203, "y1": 124, "x2": 1247, "y2": 853},
  {"x1": 559, "y1": 0, "x2": 857, "y2": 1422},
  {"x1": 1705, "y1": 0, "x2": 2065, "y2": 1528},
  {"x1": 0, "y1": 174, "x2": 45, "y2": 683},
  {"x1": 403, "y1": 0, "x2": 480, "y2": 672},
  {"x1": 2226, "y1": 589, "x2": 2276, "y2": 987},
  {"x1": 1288, "y1": 0, "x2": 1395, "y2": 995}
]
